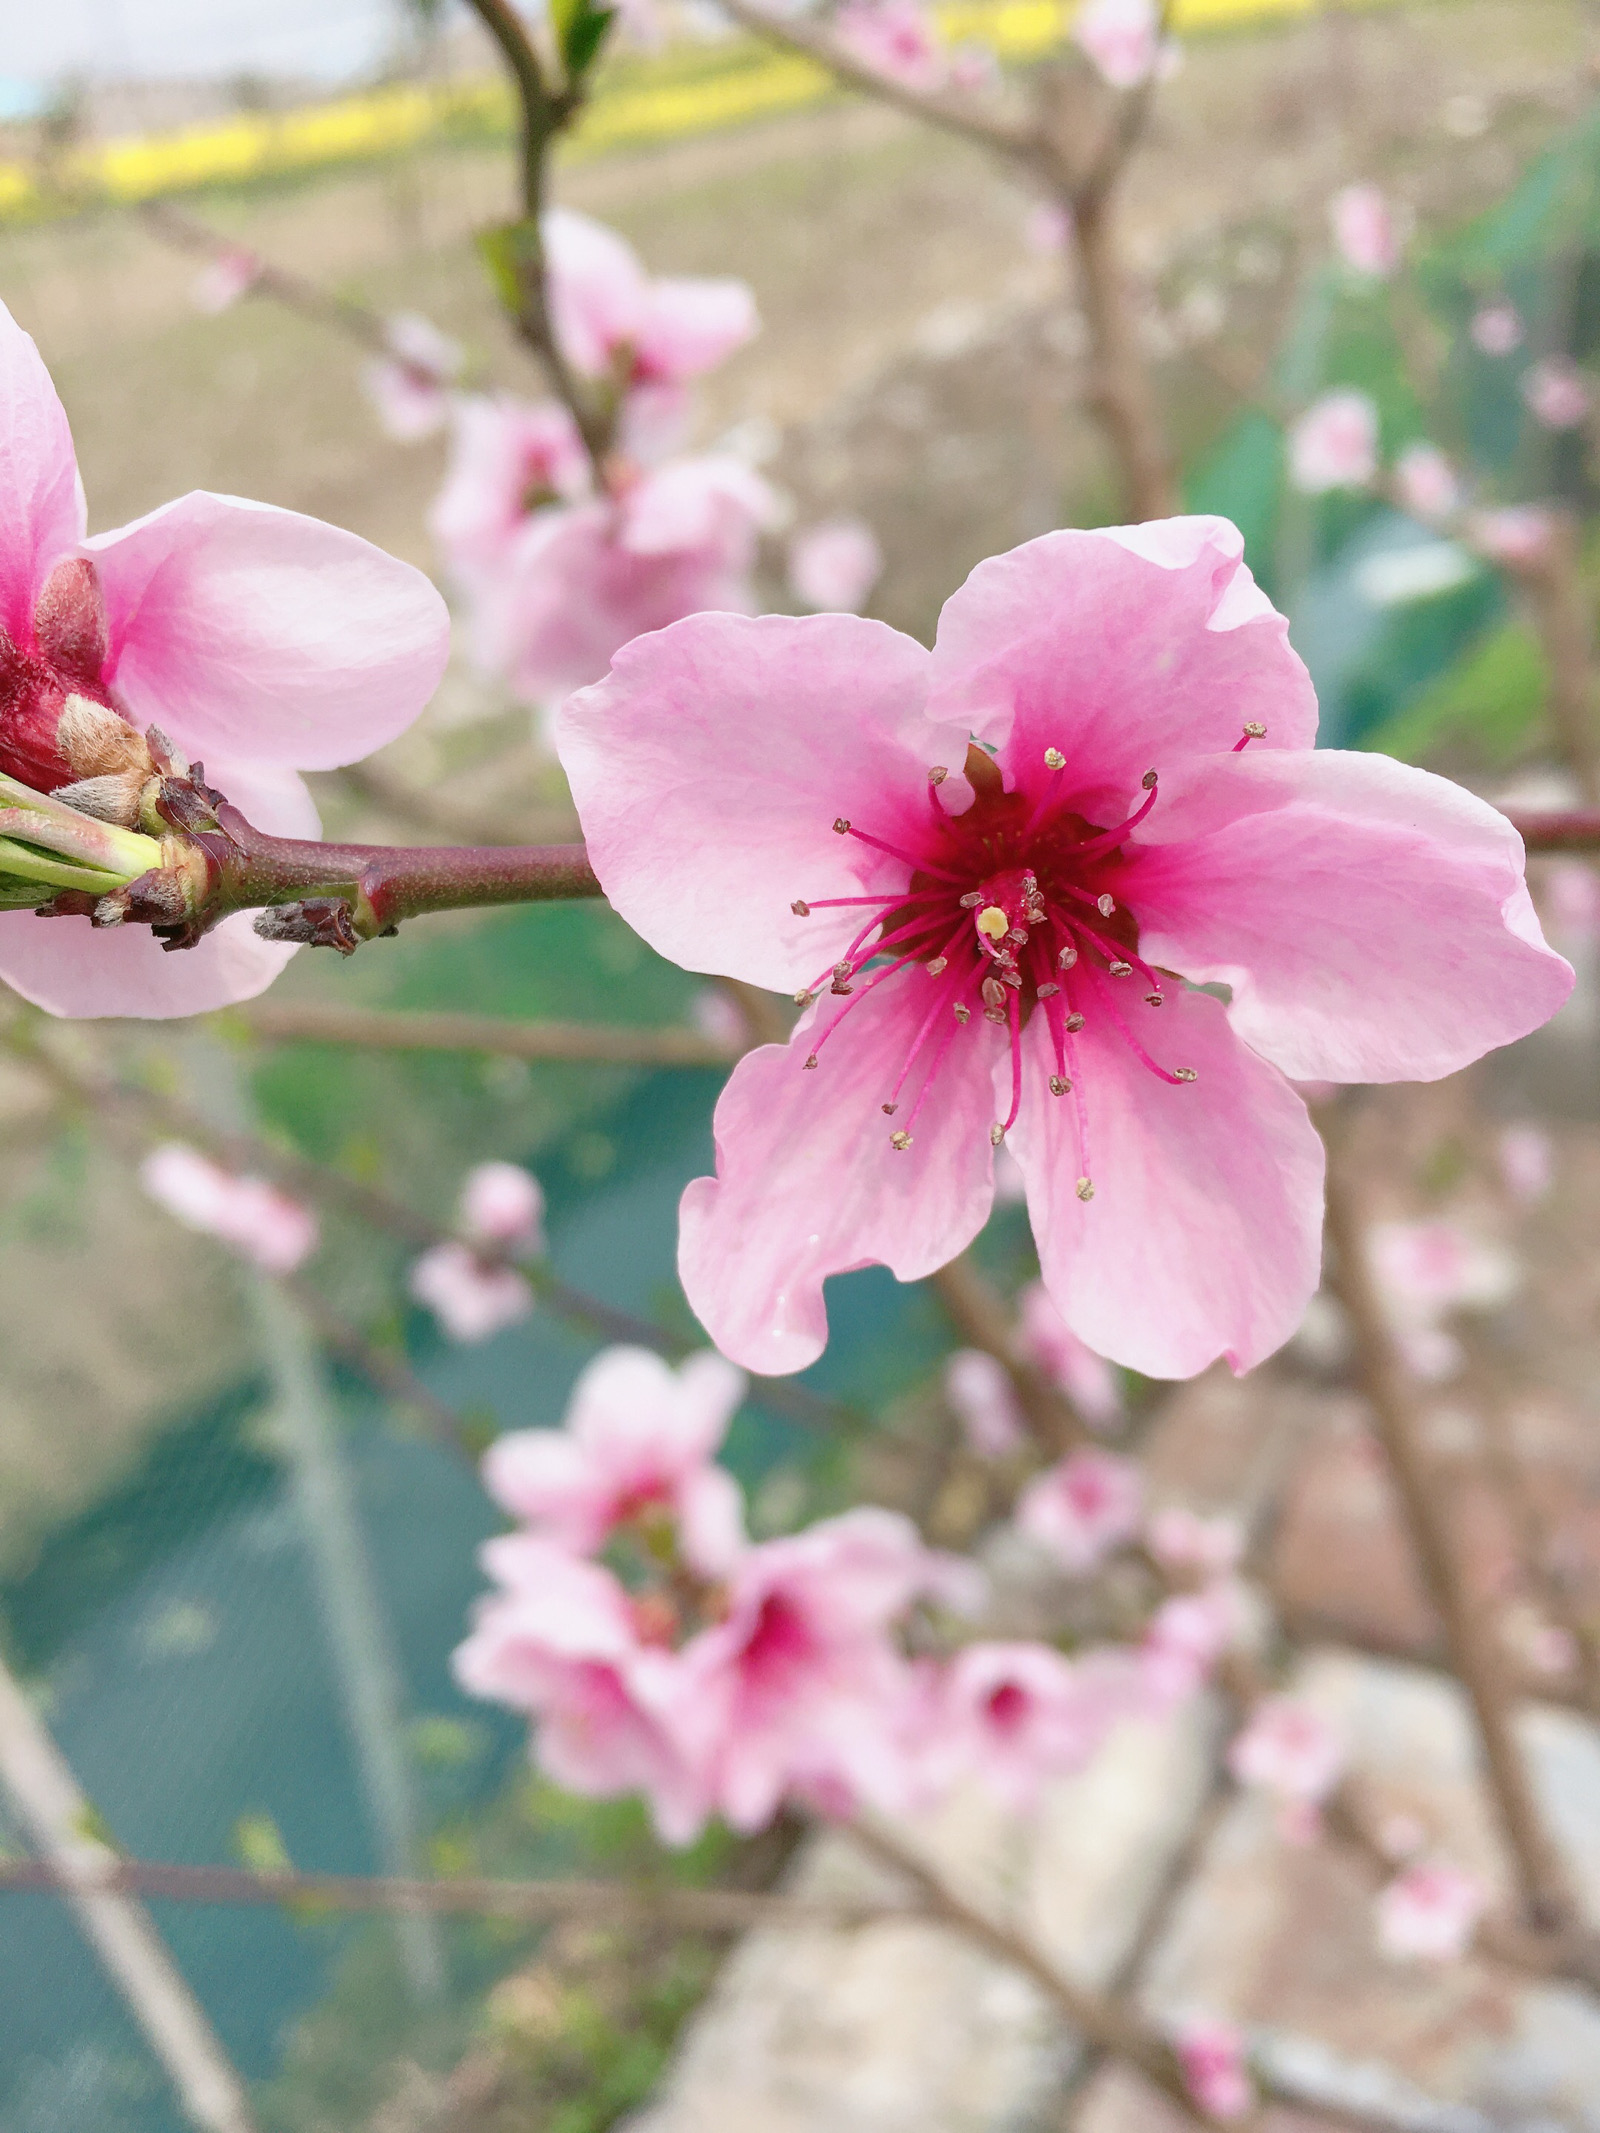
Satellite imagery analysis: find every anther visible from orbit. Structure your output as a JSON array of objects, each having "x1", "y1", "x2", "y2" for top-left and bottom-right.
[
  {"x1": 832, "y1": 961, "x2": 853, "y2": 979},
  {"x1": 882, "y1": 1102, "x2": 898, "y2": 1115},
  {"x1": 1142, "y1": 769, "x2": 1158, "y2": 790},
  {"x1": 804, "y1": 1053, "x2": 819, "y2": 1070},
  {"x1": 928, "y1": 765, "x2": 948, "y2": 785},
  {"x1": 1243, "y1": 722, "x2": 1266, "y2": 739},
  {"x1": 1044, "y1": 747, "x2": 1066, "y2": 770},
  {"x1": 791, "y1": 899, "x2": 810, "y2": 916},
  {"x1": 926, "y1": 956, "x2": 948, "y2": 975},
  {"x1": 1065, "y1": 1012, "x2": 1085, "y2": 1033},
  {"x1": 833, "y1": 818, "x2": 850, "y2": 833},
  {"x1": 1174, "y1": 1066, "x2": 1199, "y2": 1082},
  {"x1": 830, "y1": 977, "x2": 853, "y2": 995},
  {"x1": 989, "y1": 1122, "x2": 1006, "y2": 1147},
  {"x1": 953, "y1": 1003, "x2": 971, "y2": 1024},
  {"x1": 984, "y1": 1008, "x2": 1007, "y2": 1025},
  {"x1": 890, "y1": 1130, "x2": 913, "y2": 1151},
  {"x1": 981, "y1": 977, "x2": 1006, "y2": 1010},
  {"x1": 1037, "y1": 982, "x2": 1060, "y2": 999},
  {"x1": 1109, "y1": 959, "x2": 1133, "y2": 977},
  {"x1": 1145, "y1": 992, "x2": 1164, "y2": 1007},
  {"x1": 1049, "y1": 1074, "x2": 1071, "y2": 1096},
  {"x1": 794, "y1": 988, "x2": 815, "y2": 1005},
  {"x1": 1097, "y1": 894, "x2": 1115, "y2": 918},
  {"x1": 1075, "y1": 1177, "x2": 1095, "y2": 1202},
  {"x1": 960, "y1": 890, "x2": 985, "y2": 909},
  {"x1": 1058, "y1": 944, "x2": 1078, "y2": 969}
]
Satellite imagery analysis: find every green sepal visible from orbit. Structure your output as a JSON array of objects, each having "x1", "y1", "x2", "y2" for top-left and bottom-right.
[
  {"x1": 553, "y1": 0, "x2": 616, "y2": 77},
  {"x1": 476, "y1": 220, "x2": 540, "y2": 318}
]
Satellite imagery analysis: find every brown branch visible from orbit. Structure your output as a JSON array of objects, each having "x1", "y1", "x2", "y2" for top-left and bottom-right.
[
  {"x1": 141, "y1": 200, "x2": 393, "y2": 355},
  {"x1": 238, "y1": 1000, "x2": 739, "y2": 1068},
  {"x1": 928, "y1": 1253, "x2": 1085, "y2": 1455},
  {"x1": 279, "y1": 1275, "x2": 480, "y2": 1451},
  {"x1": 1322, "y1": 1142, "x2": 1580, "y2": 1936},
  {"x1": 1498, "y1": 514, "x2": 1600, "y2": 806}
]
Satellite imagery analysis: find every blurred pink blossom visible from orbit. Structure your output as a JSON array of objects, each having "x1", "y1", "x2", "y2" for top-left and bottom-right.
[
  {"x1": 190, "y1": 247, "x2": 261, "y2": 315},
  {"x1": 1368, "y1": 1219, "x2": 1518, "y2": 1382},
  {"x1": 1139, "y1": 1584, "x2": 1238, "y2": 1707},
  {"x1": 140, "y1": 1142, "x2": 318, "y2": 1275},
  {"x1": 545, "y1": 208, "x2": 758, "y2": 390},
  {"x1": 1522, "y1": 356, "x2": 1592, "y2": 430},
  {"x1": 944, "y1": 1347, "x2": 1027, "y2": 1458},
  {"x1": 1470, "y1": 300, "x2": 1523, "y2": 356},
  {"x1": 1024, "y1": 200, "x2": 1072, "y2": 255},
  {"x1": 1288, "y1": 389, "x2": 1379, "y2": 493},
  {"x1": 1018, "y1": 1448, "x2": 1142, "y2": 1574},
  {"x1": 482, "y1": 1346, "x2": 747, "y2": 1574},
  {"x1": 1074, "y1": 0, "x2": 1175, "y2": 90},
  {"x1": 1017, "y1": 1281, "x2": 1123, "y2": 1426},
  {"x1": 1467, "y1": 503, "x2": 1555, "y2": 568},
  {"x1": 1497, "y1": 1122, "x2": 1553, "y2": 1204},
  {"x1": 835, "y1": 0, "x2": 948, "y2": 89},
  {"x1": 1376, "y1": 1860, "x2": 1487, "y2": 1961},
  {"x1": 1393, "y1": 441, "x2": 1462, "y2": 523},
  {"x1": 1174, "y1": 2016, "x2": 1255, "y2": 2121},
  {"x1": 1329, "y1": 183, "x2": 1398, "y2": 278},
  {"x1": 430, "y1": 394, "x2": 590, "y2": 579},
  {"x1": 1544, "y1": 857, "x2": 1600, "y2": 939},
  {"x1": 690, "y1": 986, "x2": 748, "y2": 1048},
  {"x1": 409, "y1": 1242, "x2": 533, "y2": 1342},
  {"x1": 360, "y1": 312, "x2": 465, "y2": 442},
  {"x1": 787, "y1": 517, "x2": 884, "y2": 613},
  {"x1": 1227, "y1": 1696, "x2": 1344, "y2": 1810},
  {"x1": 1145, "y1": 1505, "x2": 1245, "y2": 1580},
  {"x1": 935, "y1": 1641, "x2": 1116, "y2": 1810},
  {"x1": 459, "y1": 1161, "x2": 545, "y2": 1250},
  {"x1": 0, "y1": 301, "x2": 449, "y2": 1018},
  {"x1": 454, "y1": 1536, "x2": 710, "y2": 1842}
]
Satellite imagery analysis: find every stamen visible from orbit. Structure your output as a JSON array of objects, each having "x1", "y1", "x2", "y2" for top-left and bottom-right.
[
  {"x1": 1069, "y1": 775, "x2": 1161, "y2": 861},
  {"x1": 926, "y1": 957, "x2": 948, "y2": 975},
  {"x1": 1094, "y1": 981, "x2": 1193, "y2": 1086},
  {"x1": 1037, "y1": 982, "x2": 1060, "y2": 999},
  {"x1": 998, "y1": 987, "x2": 1024, "y2": 1134},
  {"x1": 833, "y1": 818, "x2": 850, "y2": 833},
  {"x1": 882, "y1": 1103, "x2": 897, "y2": 1114},
  {"x1": 1232, "y1": 722, "x2": 1267, "y2": 752},
  {"x1": 846, "y1": 825, "x2": 961, "y2": 877},
  {"x1": 1065, "y1": 1012, "x2": 1085, "y2": 1033},
  {"x1": 1076, "y1": 1178, "x2": 1095, "y2": 1202},
  {"x1": 881, "y1": 930, "x2": 970, "y2": 1112},
  {"x1": 953, "y1": 1003, "x2": 971, "y2": 1024},
  {"x1": 890, "y1": 1130, "x2": 913, "y2": 1151},
  {"x1": 1049, "y1": 1075, "x2": 1070, "y2": 1096},
  {"x1": 794, "y1": 988, "x2": 816, "y2": 1006},
  {"x1": 1058, "y1": 942, "x2": 1078, "y2": 969},
  {"x1": 804, "y1": 952, "x2": 923, "y2": 1064},
  {"x1": 1174, "y1": 1067, "x2": 1198, "y2": 1082},
  {"x1": 791, "y1": 899, "x2": 810, "y2": 916},
  {"x1": 1097, "y1": 894, "x2": 1115, "y2": 918},
  {"x1": 1145, "y1": 992, "x2": 1164, "y2": 1007},
  {"x1": 928, "y1": 765, "x2": 948, "y2": 785},
  {"x1": 990, "y1": 1122, "x2": 1006, "y2": 1147},
  {"x1": 900, "y1": 999, "x2": 977, "y2": 1138},
  {"x1": 1108, "y1": 959, "x2": 1133, "y2": 977},
  {"x1": 960, "y1": 890, "x2": 985, "y2": 909}
]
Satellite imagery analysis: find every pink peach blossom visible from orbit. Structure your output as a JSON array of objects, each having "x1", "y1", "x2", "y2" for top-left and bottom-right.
[
  {"x1": 1545, "y1": 856, "x2": 1600, "y2": 939},
  {"x1": 1174, "y1": 2016, "x2": 1255, "y2": 2121},
  {"x1": 934, "y1": 1640, "x2": 1115, "y2": 1810},
  {"x1": 787, "y1": 517, "x2": 884, "y2": 613},
  {"x1": 672, "y1": 1508, "x2": 981, "y2": 1830},
  {"x1": 1074, "y1": 0, "x2": 1173, "y2": 89},
  {"x1": 140, "y1": 1142, "x2": 318, "y2": 1275},
  {"x1": 1470, "y1": 300, "x2": 1523, "y2": 357},
  {"x1": 1288, "y1": 389, "x2": 1379, "y2": 492},
  {"x1": 430, "y1": 394, "x2": 590, "y2": 580},
  {"x1": 559, "y1": 519, "x2": 1569, "y2": 1380},
  {"x1": 459, "y1": 1161, "x2": 545, "y2": 1250},
  {"x1": 1393, "y1": 441, "x2": 1462, "y2": 523},
  {"x1": 1145, "y1": 1505, "x2": 1245, "y2": 1579},
  {"x1": 1018, "y1": 1447, "x2": 1142, "y2": 1573},
  {"x1": 944, "y1": 1347, "x2": 1027, "y2": 1458},
  {"x1": 835, "y1": 0, "x2": 949, "y2": 90},
  {"x1": 544, "y1": 209, "x2": 758, "y2": 390},
  {"x1": 1368, "y1": 1218, "x2": 1518, "y2": 1384},
  {"x1": 1468, "y1": 503, "x2": 1555, "y2": 568},
  {"x1": 482, "y1": 1346, "x2": 747, "y2": 1575},
  {"x1": 1521, "y1": 356, "x2": 1592, "y2": 430},
  {"x1": 0, "y1": 301, "x2": 449, "y2": 1018},
  {"x1": 1497, "y1": 1122, "x2": 1553, "y2": 1204},
  {"x1": 409, "y1": 1241, "x2": 533, "y2": 1343},
  {"x1": 190, "y1": 248, "x2": 261, "y2": 315},
  {"x1": 1024, "y1": 200, "x2": 1072, "y2": 255},
  {"x1": 1139, "y1": 1584, "x2": 1238, "y2": 1708},
  {"x1": 1376, "y1": 1860, "x2": 1487, "y2": 1962},
  {"x1": 1329, "y1": 183, "x2": 1398, "y2": 278},
  {"x1": 359, "y1": 311, "x2": 464, "y2": 443},
  {"x1": 1017, "y1": 1280, "x2": 1122, "y2": 1425},
  {"x1": 1226, "y1": 1695, "x2": 1344, "y2": 1806},
  {"x1": 454, "y1": 1536, "x2": 709, "y2": 1843},
  {"x1": 690, "y1": 984, "x2": 748, "y2": 1048}
]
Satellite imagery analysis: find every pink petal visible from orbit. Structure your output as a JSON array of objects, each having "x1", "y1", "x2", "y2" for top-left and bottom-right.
[
  {"x1": 633, "y1": 278, "x2": 759, "y2": 383},
  {"x1": 1005, "y1": 975, "x2": 1325, "y2": 1377},
  {"x1": 544, "y1": 209, "x2": 648, "y2": 377},
  {"x1": 0, "y1": 301, "x2": 86, "y2": 643},
  {"x1": 557, "y1": 609, "x2": 970, "y2": 991},
  {"x1": 0, "y1": 755, "x2": 312, "y2": 1019},
  {"x1": 1134, "y1": 749, "x2": 1573, "y2": 1083},
  {"x1": 678, "y1": 1000, "x2": 1001, "y2": 1374},
  {"x1": 928, "y1": 522, "x2": 1316, "y2": 802},
  {"x1": 86, "y1": 491, "x2": 449, "y2": 769}
]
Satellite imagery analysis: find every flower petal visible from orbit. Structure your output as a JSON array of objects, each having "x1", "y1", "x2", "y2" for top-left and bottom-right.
[
  {"x1": 634, "y1": 278, "x2": 759, "y2": 381},
  {"x1": 0, "y1": 301, "x2": 85, "y2": 643},
  {"x1": 1005, "y1": 974, "x2": 1324, "y2": 1378},
  {"x1": 86, "y1": 492, "x2": 449, "y2": 769},
  {"x1": 557, "y1": 610, "x2": 971, "y2": 990},
  {"x1": 928, "y1": 520, "x2": 1317, "y2": 797},
  {"x1": 678, "y1": 990, "x2": 1001, "y2": 1373},
  {"x1": 1132, "y1": 749, "x2": 1574, "y2": 1082}
]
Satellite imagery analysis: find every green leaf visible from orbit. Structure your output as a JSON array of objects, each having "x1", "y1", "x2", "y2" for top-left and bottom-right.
[
  {"x1": 476, "y1": 221, "x2": 536, "y2": 319},
  {"x1": 562, "y1": 0, "x2": 616, "y2": 77},
  {"x1": 233, "y1": 1811, "x2": 293, "y2": 1875}
]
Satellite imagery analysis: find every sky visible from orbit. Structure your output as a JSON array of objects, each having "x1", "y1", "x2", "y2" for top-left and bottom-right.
[{"x1": 3, "y1": 0, "x2": 425, "y2": 89}]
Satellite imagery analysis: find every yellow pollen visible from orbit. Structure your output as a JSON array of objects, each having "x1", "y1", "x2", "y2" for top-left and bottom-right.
[{"x1": 976, "y1": 905, "x2": 1009, "y2": 940}]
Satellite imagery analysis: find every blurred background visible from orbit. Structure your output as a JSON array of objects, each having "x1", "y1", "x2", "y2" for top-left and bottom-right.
[{"x1": 5, "y1": 3, "x2": 1600, "y2": 2129}]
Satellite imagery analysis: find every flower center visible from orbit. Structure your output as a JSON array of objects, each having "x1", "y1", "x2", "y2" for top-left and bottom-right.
[{"x1": 792, "y1": 738, "x2": 1248, "y2": 1198}]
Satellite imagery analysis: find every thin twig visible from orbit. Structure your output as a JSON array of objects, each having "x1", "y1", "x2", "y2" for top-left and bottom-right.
[
  {"x1": 1498, "y1": 513, "x2": 1600, "y2": 807},
  {"x1": 1322, "y1": 1137, "x2": 1580, "y2": 1936},
  {"x1": 238, "y1": 1000, "x2": 739, "y2": 1068},
  {"x1": 928, "y1": 1253, "x2": 1084, "y2": 1454},
  {"x1": 141, "y1": 200, "x2": 393, "y2": 354}
]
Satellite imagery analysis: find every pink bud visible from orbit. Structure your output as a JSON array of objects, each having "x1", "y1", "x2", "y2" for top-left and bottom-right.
[
  {"x1": 1376, "y1": 1860, "x2": 1487, "y2": 1962},
  {"x1": 1470, "y1": 300, "x2": 1523, "y2": 356},
  {"x1": 1288, "y1": 390, "x2": 1379, "y2": 493},
  {"x1": 1329, "y1": 183, "x2": 1398, "y2": 279},
  {"x1": 1174, "y1": 2016, "x2": 1255, "y2": 2120},
  {"x1": 459, "y1": 1161, "x2": 544, "y2": 1250},
  {"x1": 1521, "y1": 356, "x2": 1592, "y2": 430},
  {"x1": 787, "y1": 518, "x2": 884, "y2": 614},
  {"x1": 141, "y1": 1143, "x2": 318, "y2": 1275}
]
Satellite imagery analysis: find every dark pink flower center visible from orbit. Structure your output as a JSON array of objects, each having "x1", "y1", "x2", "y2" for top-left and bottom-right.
[
  {"x1": 0, "y1": 558, "x2": 116, "y2": 793},
  {"x1": 794, "y1": 739, "x2": 1235, "y2": 1194},
  {"x1": 985, "y1": 1680, "x2": 1030, "y2": 1733}
]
